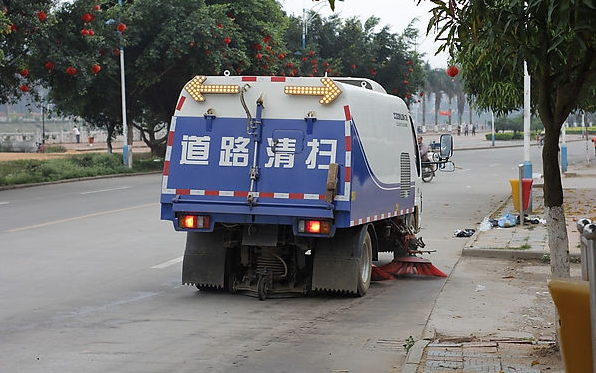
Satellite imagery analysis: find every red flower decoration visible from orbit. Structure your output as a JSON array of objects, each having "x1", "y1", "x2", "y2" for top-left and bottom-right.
[
  {"x1": 37, "y1": 11, "x2": 47, "y2": 22},
  {"x1": 117, "y1": 23, "x2": 126, "y2": 32},
  {"x1": 223, "y1": 37, "x2": 231, "y2": 45},
  {"x1": 217, "y1": 23, "x2": 223, "y2": 28},
  {"x1": 351, "y1": 64, "x2": 356, "y2": 70},
  {"x1": 20, "y1": 84, "x2": 29, "y2": 92},
  {"x1": 287, "y1": 62, "x2": 293, "y2": 68},
  {"x1": 263, "y1": 35, "x2": 271, "y2": 43},
  {"x1": 253, "y1": 44, "x2": 262, "y2": 50},
  {"x1": 80, "y1": 29, "x2": 89, "y2": 35},
  {"x1": 91, "y1": 64, "x2": 101, "y2": 75},
  {"x1": 94, "y1": 4, "x2": 100, "y2": 11},
  {"x1": 256, "y1": 52, "x2": 262, "y2": 60},
  {"x1": 404, "y1": 80, "x2": 409, "y2": 85},
  {"x1": 308, "y1": 50, "x2": 315, "y2": 56},
  {"x1": 44, "y1": 61, "x2": 54, "y2": 71},
  {"x1": 407, "y1": 60, "x2": 412, "y2": 65},
  {"x1": 66, "y1": 66, "x2": 77, "y2": 76},
  {"x1": 19, "y1": 69, "x2": 29, "y2": 77}
]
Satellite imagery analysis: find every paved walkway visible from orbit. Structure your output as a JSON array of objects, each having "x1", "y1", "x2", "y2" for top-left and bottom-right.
[{"x1": 402, "y1": 131, "x2": 596, "y2": 373}]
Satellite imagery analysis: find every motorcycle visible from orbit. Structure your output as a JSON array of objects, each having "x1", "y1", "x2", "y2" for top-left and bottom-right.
[{"x1": 420, "y1": 135, "x2": 456, "y2": 183}]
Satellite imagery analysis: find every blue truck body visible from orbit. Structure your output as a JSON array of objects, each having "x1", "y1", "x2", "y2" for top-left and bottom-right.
[{"x1": 160, "y1": 75, "x2": 424, "y2": 298}]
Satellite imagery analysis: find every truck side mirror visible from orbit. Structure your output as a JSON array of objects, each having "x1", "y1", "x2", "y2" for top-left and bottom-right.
[{"x1": 440, "y1": 134, "x2": 453, "y2": 159}]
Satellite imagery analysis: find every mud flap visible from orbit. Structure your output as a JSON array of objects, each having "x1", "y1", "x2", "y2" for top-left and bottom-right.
[
  {"x1": 311, "y1": 226, "x2": 367, "y2": 293},
  {"x1": 182, "y1": 231, "x2": 226, "y2": 288}
]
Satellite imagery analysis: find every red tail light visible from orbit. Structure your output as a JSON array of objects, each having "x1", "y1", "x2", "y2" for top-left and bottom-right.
[
  {"x1": 298, "y1": 219, "x2": 331, "y2": 234},
  {"x1": 179, "y1": 214, "x2": 210, "y2": 229}
]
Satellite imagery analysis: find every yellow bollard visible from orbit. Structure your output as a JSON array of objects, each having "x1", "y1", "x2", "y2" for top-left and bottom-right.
[{"x1": 548, "y1": 279, "x2": 593, "y2": 373}]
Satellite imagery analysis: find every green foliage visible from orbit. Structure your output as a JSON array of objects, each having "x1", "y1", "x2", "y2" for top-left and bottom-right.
[
  {"x1": 0, "y1": 153, "x2": 163, "y2": 186},
  {"x1": 0, "y1": 0, "x2": 55, "y2": 104},
  {"x1": 11, "y1": 0, "x2": 425, "y2": 158}
]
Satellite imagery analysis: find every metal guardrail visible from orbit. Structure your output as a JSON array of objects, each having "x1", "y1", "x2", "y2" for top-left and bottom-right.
[{"x1": 578, "y1": 218, "x2": 596, "y2": 373}]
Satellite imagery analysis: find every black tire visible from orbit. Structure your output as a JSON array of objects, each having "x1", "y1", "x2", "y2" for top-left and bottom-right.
[
  {"x1": 356, "y1": 231, "x2": 373, "y2": 296},
  {"x1": 421, "y1": 166, "x2": 434, "y2": 183},
  {"x1": 257, "y1": 274, "x2": 268, "y2": 301}
]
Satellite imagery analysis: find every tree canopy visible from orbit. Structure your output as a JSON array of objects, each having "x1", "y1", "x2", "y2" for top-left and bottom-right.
[
  {"x1": 2, "y1": 0, "x2": 425, "y2": 156},
  {"x1": 426, "y1": 0, "x2": 596, "y2": 277}
]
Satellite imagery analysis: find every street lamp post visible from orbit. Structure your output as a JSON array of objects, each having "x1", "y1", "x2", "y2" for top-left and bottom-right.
[
  {"x1": 302, "y1": 0, "x2": 343, "y2": 49},
  {"x1": 118, "y1": 0, "x2": 132, "y2": 168}
]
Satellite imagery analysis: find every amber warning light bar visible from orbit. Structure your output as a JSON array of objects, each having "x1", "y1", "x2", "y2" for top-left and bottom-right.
[{"x1": 184, "y1": 76, "x2": 342, "y2": 105}]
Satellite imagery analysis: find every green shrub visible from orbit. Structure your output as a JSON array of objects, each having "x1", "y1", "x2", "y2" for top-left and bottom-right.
[{"x1": 0, "y1": 152, "x2": 164, "y2": 186}]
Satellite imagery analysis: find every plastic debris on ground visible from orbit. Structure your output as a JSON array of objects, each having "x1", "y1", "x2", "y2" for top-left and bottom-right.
[
  {"x1": 498, "y1": 209, "x2": 517, "y2": 228},
  {"x1": 454, "y1": 228, "x2": 475, "y2": 237}
]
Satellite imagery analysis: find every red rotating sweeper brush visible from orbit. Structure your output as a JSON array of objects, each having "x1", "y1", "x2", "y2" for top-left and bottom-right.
[{"x1": 380, "y1": 256, "x2": 447, "y2": 278}]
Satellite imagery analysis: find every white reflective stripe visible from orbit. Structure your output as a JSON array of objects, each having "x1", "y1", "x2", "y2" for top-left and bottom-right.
[
  {"x1": 304, "y1": 194, "x2": 320, "y2": 200},
  {"x1": 219, "y1": 191, "x2": 234, "y2": 197},
  {"x1": 190, "y1": 190, "x2": 205, "y2": 195},
  {"x1": 274, "y1": 192, "x2": 290, "y2": 199},
  {"x1": 164, "y1": 145, "x2": 172, "y2": 162}
]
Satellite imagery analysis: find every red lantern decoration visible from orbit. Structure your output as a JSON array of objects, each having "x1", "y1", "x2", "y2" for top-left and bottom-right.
[
  {"x1": 406, "y1": 60, "x2": 412, "y2": 65},
  {"x1": 94, "y1": 4, "x2": 100, "y2": 11},
  {"x1": 351, "y1": 64, "x2": 356, "y2": 70},
  {"x1": 45, "y1": 61, "x2": 54, "y2": 71},
  {"x1": 19, "y1": 68, "x2": 29, "y2": 77},
  {"x1": 37, "y1": 11, "x2": 47, "y2": 22},
  {"x1": 66, "y1": 66, "x2": 77, "y2": 76},
  {"x1": 117, "y1": 23, "x2": 126, "y2": 32},
  {"x1": 88, "y1": 29, "x2": 94, "y2": 36},
  {"x1": 256, "y1": 52, "x2": 262, "y2": 60},
  {"x1": 263, "y1": 35, "x2": 271, "y2": 43},
  {"x1": 287, "y1": 62, "x2": 293, "y2": 68},
  {"x1": 308, "y1": 50, "x2": 315, "y2": 56},
  {"x1": 217, "y1": 23, "x2": 223, "y2": 28},
  {"x1": 80, "y1": 29, "x2": 89, "y2": 35},
  {"x1": 404, "y1": 80, "x2": 409, "y2": 85},
  {"x1": 446, "y1": 65, "x2": 459, "y2": 78},
  {"x1": 91, "y1": 64, "x2": 101, "y2": 75},
  {"x1": 223, "y1": 37, "x2": 231, "y2": 45},
  {"x1": 253, "y1": 44, "x2": 262, "y2": 50},
  {"x1": 20, "y1": 84, "x2": 29, "y2": 92}
]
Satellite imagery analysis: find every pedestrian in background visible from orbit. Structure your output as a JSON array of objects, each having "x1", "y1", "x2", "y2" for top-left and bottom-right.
[{"x1": 73, "y1": 126, "x2": 80, "y2": 143}]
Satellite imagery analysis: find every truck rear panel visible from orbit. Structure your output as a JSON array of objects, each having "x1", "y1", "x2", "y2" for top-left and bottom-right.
[{"x1": 160, "y1": 75, "x2": 419, "y2": 234}]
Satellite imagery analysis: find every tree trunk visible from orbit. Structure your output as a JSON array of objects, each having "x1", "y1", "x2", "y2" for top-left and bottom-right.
[{"x1": 542, "y1": 127, "x2": 570, "y2": 278}]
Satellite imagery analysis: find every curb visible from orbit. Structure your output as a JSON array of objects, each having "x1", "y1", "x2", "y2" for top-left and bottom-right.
[{"x1": 402, "y1": 339, "x2": 430, "y2": 373}]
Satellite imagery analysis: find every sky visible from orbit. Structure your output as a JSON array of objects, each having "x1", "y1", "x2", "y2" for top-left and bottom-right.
[{"x1": 279, "y1": 0, "x2": 450, "y2": 68}]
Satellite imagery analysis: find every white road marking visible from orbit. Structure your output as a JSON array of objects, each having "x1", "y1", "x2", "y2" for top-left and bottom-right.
[
  {"x1": 6, "y1": 203, "x2": 157, "y2": 233},
  {"x1": 152, "y1": 256, "x2": 183, "y2": 269},
  {"x1": 0, "y1": 201, "x2": 9, "y2": 205},
  {"x1": 80, "y1": 186, "x2": 130, "y2": 195}
]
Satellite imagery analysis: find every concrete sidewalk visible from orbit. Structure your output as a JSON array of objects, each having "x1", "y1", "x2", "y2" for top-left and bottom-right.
[{"x1": 401, "y1": 144, "x2": 596, "y2": 372}]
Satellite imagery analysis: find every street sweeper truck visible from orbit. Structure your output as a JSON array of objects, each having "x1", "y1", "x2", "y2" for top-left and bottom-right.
[{"x1": 160, "y1": 72, "x2": 453, "y2": 299}]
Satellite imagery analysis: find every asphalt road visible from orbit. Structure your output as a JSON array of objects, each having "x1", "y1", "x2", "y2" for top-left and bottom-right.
[{"x1": 0, "y1": 141, "x2": 582, "y2": 373}]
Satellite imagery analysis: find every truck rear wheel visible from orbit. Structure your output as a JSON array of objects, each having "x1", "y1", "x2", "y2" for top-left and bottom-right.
[{"x1": 357, "y1": 231, "x2": 372, "y2": 296}]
